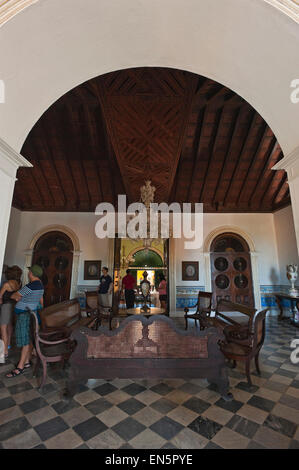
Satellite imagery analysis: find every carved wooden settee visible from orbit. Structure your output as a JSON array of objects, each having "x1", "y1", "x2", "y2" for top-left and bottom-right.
[
  {"x1": 40, "y1": 299, "x2": 95, "y2": 334},
  {"x1": 66, "y1": 315, "x2": 232, "y2": 400}
]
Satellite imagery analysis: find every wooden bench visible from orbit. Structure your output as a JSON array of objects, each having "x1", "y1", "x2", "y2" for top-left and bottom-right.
[
  {"x1": 40, "y1": 299, "x2": 95, "y2": 334},
  {"x1": 66, "y1": 315, "x2": 233, "y2": 401},
  {"x1": 200, "y1": 298, "x2": 256, "y2": 333},
  {"x1": 200, "y1": 299, "x2": 256, "y2": 334}
]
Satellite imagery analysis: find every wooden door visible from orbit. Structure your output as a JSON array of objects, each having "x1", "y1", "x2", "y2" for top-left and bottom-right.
[
  {"x1": 32, "y1": 231, "x2": 73, "y2": 307},
  {"x1": 210, "y1": 233, "x2": 254, "y2": 308}
]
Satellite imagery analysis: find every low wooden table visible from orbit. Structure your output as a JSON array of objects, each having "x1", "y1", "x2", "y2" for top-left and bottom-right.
[
  {"x1": 126, "y1": 307, "x2": 166, "y2": 318},
  {"x1": 273, "y1": 292, "x2": 299, "y2": 326}
]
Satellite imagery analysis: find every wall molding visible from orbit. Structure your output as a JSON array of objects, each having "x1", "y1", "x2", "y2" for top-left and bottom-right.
[
  {"x1": 0, "y1": 0, "x2": 38, "y2": 27},
  {"x1": 0, "y1": 137, "x2": 32, "y2": 176},
  {"x1": 0, "y1": 0, "x2": 297, "y2": 29},
  {"x1": 273, "y1": 146, "x2": 299, "y2": 181}
]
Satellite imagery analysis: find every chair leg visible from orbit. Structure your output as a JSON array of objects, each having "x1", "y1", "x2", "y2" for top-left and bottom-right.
[
  {"x1": 33, "y1": 355, "x2": 40, "y2": 378},
  {"x1": 184, "y1": 316, "x2": 188, "y2": 330},
  {"x1": 245, "y1": 359, "x2": 252, "y2": 387},
  {"x1": 39, "y1": 359, "x2": 48, "y2": 390},
  {"x1": 255, "y1": 353, "x2": 261, "y2": 375}
]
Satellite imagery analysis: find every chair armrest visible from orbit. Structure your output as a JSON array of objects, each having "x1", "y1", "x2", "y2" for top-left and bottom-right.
[
  {"x1": 40, "y1": 327, "x2": 70, "y2": 336},
  {"x1": 37, "y1": 336, "x2": 70, "y2": 346}
]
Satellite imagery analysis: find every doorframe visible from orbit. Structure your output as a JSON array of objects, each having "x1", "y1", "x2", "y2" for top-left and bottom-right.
[
  {"x1": 110, "y1": 237, "x2": 175, "y2": 315},
  {"x1": 203, "y1": 226, "x2": 261, "y2": 309},
  {"x1": 25, "y1": 224, "x2": 81, "y2": 299}
]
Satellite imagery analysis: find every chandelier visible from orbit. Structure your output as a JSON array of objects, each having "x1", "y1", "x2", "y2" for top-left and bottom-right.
[{"x1": 129, "y1": 180, "x2": 165, "y2": 252}]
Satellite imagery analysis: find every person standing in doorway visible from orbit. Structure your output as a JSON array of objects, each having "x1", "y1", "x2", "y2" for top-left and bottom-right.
[
  {"x1": 6, "y1": 265, "x2": 44, "y2": 378},
  {"x1": 158, "y1": 273, "x2": 167, "y2": 310},
  {"x1": 98, "y1": 267, "x2": 113, "y2": 309},
  {"x1": 122, "y1": 269, "x2": 136, "y2": 309}
]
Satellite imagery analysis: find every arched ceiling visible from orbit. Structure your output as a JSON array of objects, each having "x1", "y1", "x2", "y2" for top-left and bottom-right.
[{"x1": 15, "y1": 67, "x2": 289, "y2": 213}]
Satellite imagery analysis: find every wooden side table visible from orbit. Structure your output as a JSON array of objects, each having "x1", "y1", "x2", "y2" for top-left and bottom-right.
[
  {"x1": 273, "y1": 292, "x2": 299, "y2": 326},
  {"x1": 126, "y1": 307, "x2": 166, "y2": 319}
]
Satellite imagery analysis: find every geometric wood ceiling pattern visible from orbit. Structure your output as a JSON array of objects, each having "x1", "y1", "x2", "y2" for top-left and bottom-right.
[{"x1": 15, "y1": 67, "x2": 289, "y2": 212}]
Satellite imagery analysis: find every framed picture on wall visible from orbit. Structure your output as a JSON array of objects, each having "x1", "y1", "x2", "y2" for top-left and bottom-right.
[
  {"x1": 182, "y1": 261, "x2": 199, "y2": 281},
  {"x1": 84, "y1": 260, "x2": 101, "y2": 280}
]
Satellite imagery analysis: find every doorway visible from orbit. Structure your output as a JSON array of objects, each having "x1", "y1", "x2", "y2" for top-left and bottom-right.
[
  {"x1": 32, "y1": 231, "x2": 74, "y2": 307},
  {"x1": 112, "y1": 238, "x2": 169, "y2": 313},
  {"x1": 210, "y1": 233, "x2": 254, "y2": 307}
]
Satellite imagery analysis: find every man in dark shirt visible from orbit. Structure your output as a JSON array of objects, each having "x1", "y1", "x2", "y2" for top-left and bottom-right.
[
  {"x1": 98, "y1": 267, "x2": 113, "y2": 309},
  {"x1": 122, "y1": 269, "x2": 136, "y2": 309}
]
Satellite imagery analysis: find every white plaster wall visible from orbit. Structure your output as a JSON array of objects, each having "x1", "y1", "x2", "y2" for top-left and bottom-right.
[
  {"x1": 273, "y1": 205, "x2": 299, "y2": 284},
  {"x1": 5, "y1": 209, "x2": 283, "y2": 291},
  {"x1": 175, "y1": 212, "x2": 280, "y2": 288},
  {"x1": 4, "y1": 209, "x2": 110, "y2": 287},
  {"x1": 0, "y1": 0, "x2": 298, "y2": 158}
]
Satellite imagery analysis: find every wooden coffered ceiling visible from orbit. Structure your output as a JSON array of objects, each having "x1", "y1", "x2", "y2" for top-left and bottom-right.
[{"x1": 15, "y1": 67, "x2": 289, "y2": 212}]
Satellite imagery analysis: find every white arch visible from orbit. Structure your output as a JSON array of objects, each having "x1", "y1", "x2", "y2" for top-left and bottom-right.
[
  {"x1": 203, "y1": 225, "x2": 256, "y2": 253},
  {"x1": 0, "y1": 0, "x2": 298, "y2": 159},
  {"x1": 29, "y1": 224, "x2": 80, "y2": 251},
  {"x1": 25, "y1": 224, "x2": 81, "y2": 298},
  {"x1": 203, "y1": 226, "x2": 261, "y2": 309},
  {"x1": 126, "y1": 246, "x2": 164, "y2": 264}
]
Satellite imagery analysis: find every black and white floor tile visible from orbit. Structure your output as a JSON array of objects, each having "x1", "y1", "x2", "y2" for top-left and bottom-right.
[{"x1": 0, "y1": 314, "x2": 298, "y2": 449}]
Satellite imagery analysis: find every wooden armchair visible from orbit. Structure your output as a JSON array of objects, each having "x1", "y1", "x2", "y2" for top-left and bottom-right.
[
  {"x1": 220, "y1": 308, "x2": 268, "y2": 387},
  {"x1": 85, "y1": 291, "x2": 99, "y2": 317},
  {"x1": 184, "y1": 292, "x2": 212, "y2": 330},
  {"x1": 87, "y1": 291, "x2": 115, "y2": 331},
  {"x1": 29, "y1": 309, "x2": 73, "y2": 390}
]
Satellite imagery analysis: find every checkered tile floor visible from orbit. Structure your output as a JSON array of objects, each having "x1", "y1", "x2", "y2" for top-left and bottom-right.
[{"x1": 0, "y1": 313, "x2": 298, "y2": 449}]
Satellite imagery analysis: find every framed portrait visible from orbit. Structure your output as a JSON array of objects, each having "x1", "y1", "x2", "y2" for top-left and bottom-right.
[
  {"x1": 182, "y1": 261, "x2": 199, "y2": 281},
  {"x1": 84, "y1": 260, "x2": 101, "y2": 281}
]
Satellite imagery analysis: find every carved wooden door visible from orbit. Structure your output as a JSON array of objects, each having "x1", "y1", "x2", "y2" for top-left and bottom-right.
[
  {"x1": 210, "y1": 233, "x2": 254, "y2": 308},
  {"x1": 32, "y1": 231, "x2": 73, "y2": 307}
]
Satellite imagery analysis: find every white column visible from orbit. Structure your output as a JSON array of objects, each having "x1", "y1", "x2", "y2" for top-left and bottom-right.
[
  {"x1": 70, "y1": 250, "x2": 81, "y2": 298},
  {"x1": 0, "y1": 137, "x2": 32, "y2": 275},
  {"x1": 273, "y1": 147, "x2": 299, "y2": 256},
  {"x1": 168, "y1": 237, "x2": 176, "y2": 316}
]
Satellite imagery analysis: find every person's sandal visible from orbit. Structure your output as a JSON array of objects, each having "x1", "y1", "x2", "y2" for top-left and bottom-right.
[
  {"x1": 6, "y1": 367, "x2": 24, "y2": 378},
  {"x1": 14, "y1": 361, "x2": 31, "y2": 369}
]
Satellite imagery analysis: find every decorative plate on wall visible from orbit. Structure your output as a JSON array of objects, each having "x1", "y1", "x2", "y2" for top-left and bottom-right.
[{"x1": 182, "y1": 261, "x2": 199, "y2": 281}]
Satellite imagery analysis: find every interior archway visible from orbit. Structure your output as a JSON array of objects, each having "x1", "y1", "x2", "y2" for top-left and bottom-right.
[{"x1": 0, "y1": 0, "x2": 298, "y2": 159}]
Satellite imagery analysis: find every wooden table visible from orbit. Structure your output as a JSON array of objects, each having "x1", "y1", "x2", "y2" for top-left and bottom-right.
[
  {"x1": 273, "y1": 292, "x2": 299, "y2": 326},
  {"x1": 126, "y1": 307, "x2": 166, "y2": 318}
]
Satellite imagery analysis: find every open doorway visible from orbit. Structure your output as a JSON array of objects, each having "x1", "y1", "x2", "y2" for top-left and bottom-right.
[{"x1": 112, "y1": 238, "x2": 169, "y2": 314}]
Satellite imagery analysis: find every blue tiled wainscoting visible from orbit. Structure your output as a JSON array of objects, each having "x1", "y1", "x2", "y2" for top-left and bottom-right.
[
  {"x1": 76, "y1": 285, "x2": 99, "y2": 309},
  {"x1": 260, "y1": 285, "x2": 297, "y2": 309},
  {"x1": 176, "y1": 286, "x2": 205, "y2": 309}
]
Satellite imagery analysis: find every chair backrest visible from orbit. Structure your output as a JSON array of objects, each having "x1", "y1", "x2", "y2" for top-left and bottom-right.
[
  {"x1": 216, "y1": 299, "x2": 256, "y2": 327},
  {"x1": 197, "y1": 292, "x2": 212, "y2": 311},
  {"x1": 86, "y1": 291, "x2": 99, "y2": 310},
  {"x1": 251, "y1": 308, "x2": 268, "y2": 350},
  {"x1": 40, "y1": 299, "x2": 81, "y2": 329}
]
